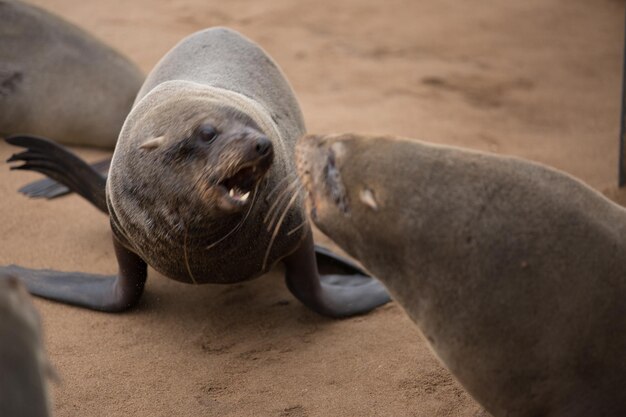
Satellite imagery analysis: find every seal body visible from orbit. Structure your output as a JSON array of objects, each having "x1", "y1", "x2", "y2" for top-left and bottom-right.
[
  {"x1": 0, "y1": 276, "x2": 52, "y2": 417},
  {"x1": 0, "y1": 0, "x2": 143, "y2": 148},
  {"x1": 296, "y1": 133, "x2": 626, "y2": 417},
  {"x1": 107, "y1": 28, "x2": 307, "y2": 284}
]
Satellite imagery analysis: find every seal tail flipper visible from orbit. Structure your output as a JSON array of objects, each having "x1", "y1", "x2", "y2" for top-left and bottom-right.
[
  {"x1": 0, "y1": 239, "x2": 148, "y2": 313},
  {"x1": 18, "y1": 158, "x2": 111, "y2": 200},
  {"x1": 5, "y1": 135, "x2": 108, "y2": 214}
]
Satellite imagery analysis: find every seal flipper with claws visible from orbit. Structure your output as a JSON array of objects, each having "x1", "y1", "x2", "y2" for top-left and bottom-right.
[
  {"x1": 4, "y1": 28, "x2": 390, "y2": 317},
  {"x1": 5, "y1": 137, "x2": 143, "y2": 312},
  {"x1": 6, "y1": 135, "x2": 108, "y2": 213},
  {"x1": 17, "y1": 157, "x2": 111, "y2": 200}
]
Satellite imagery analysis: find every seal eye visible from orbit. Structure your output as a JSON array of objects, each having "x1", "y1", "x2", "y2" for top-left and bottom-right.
[{"x1": 197, "y1": 124, "x2": 218, "y2": 144}]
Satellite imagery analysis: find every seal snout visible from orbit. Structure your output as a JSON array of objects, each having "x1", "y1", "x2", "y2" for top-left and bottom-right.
[
  {"x1": 255, "y1": 136, "x2": 272, "y2": 157},
  {"x1": 295, "y1": 134, "x2": 351, "y2": 220}
]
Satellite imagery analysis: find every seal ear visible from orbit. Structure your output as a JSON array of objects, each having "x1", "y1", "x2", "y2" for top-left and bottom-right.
[
  {"x1": 140, "y1": 136, "x2": 165, "y2": 150},
  {"x1": 359, "y1": 188, "x2": 379, "y2": 211}
]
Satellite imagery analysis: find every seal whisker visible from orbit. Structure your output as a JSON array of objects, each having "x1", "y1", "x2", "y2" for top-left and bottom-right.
[
  {"x1": 263, "y1": 178, "x2": 300, "y2": 230},
  {"x1": 265, "y1": 174, "x2": 296, "y2": 201},
  {"x1": 262, "y1": 183, "x2": 303, "y2": 271},
  {"x1": 266, "y1": 174, "x2": 298, "y2": 205},
  {"x1": 266, "y1": 179, "x2": 305, "y2": 232},
  {"x1": 183, "y1": 224, "x2": 198, "y2": 285},
  {"x1": 287, "y1": 219, "x2": 308, "y2": 236}
]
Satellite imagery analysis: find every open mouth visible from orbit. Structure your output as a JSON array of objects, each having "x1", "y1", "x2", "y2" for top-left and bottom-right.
[
  {"x1": 220, "y1": 166, "x2": 259, "y2": 203},
  {"x1": 217, "y1": 154, "x2": 273, "y2": 210}
]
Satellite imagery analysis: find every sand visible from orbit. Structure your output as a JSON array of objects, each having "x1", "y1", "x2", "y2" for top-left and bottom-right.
[{"x1": 1, "y1": 0, "x2": 624, "y2": 415}]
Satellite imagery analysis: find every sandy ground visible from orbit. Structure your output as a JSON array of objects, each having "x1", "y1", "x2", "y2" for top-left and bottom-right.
[{"x1": 1, "y1": 0, "x2": 625, "y2": 416}]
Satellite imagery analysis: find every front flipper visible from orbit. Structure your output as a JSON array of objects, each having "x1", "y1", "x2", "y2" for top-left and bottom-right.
[
  {"x1": 284, "y1": 232, "x2": 391, "y2": 318},
  {"x1": 0, "y1": 238, "x2": 147, "y2": 312},
  {"x1": 18, "y1": 158, "x2": 111, "y2": 200},
  {"x1": 314, "y1": 243, "x2": 368, "y2": 276},
  {"x1": 5, "y1": 135, "x2": 108, "y2": 213}
]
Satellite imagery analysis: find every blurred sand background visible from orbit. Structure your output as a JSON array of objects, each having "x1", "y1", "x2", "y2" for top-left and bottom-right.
[{"x1": 1, "y1": 0, "x2": 624, "y2": 415}]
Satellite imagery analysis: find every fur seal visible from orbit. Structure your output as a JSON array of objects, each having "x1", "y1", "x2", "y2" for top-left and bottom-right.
[
  {"x1": 1, "y1": 0, "x2": 143, "y2": 199},
  {"x1": 3, "y1": 28, "x2": 390, "y2": 317},
  {"x1": 296, "y1": 133, "x2": 626, "y2": 417},
  {"x1": 0, "y1": 275, "x2": 53, "y2": 417},
  {"x1": 0, "y1": 0, "x2": 143, "y2": 148}
]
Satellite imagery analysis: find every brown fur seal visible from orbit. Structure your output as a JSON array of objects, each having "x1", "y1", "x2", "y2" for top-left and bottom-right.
[
  {"x1": 3, "y1": 28, "x2": 389, "y2": 317},
  {"x1": 0, "y1": 275, "x2": 53, "y2": 417},
  {"x1": 1, "y1": 0, "x2": 143, "y2": 198},
  {"x1": 0, "y1": 0, "x2": 143, "y2": 148},
  {"x1": 296, "y1": 133, "x2": 626, "y2": 417}
]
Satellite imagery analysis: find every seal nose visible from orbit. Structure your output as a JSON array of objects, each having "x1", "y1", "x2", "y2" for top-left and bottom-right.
[{"x1": 255, "y1": 136, "x2": 272, "y2": 156}]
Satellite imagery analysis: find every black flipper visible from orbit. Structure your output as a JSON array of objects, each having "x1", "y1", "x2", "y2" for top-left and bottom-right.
[
  {"x1": 284, "y1": 232, "x2": 391, "y2": 318},
  {"x1": 18, "y1": 158, "x2": 111, "y2": 200},
  {"x1": 0, "y1": 238, "x2": 147, "y2": 312},
  {"x1": 5, "y1": 135, "x2": 108, "y2": 214},
  {"x1": 314, "y1": 243, "x2": 368, "y2": 276}
]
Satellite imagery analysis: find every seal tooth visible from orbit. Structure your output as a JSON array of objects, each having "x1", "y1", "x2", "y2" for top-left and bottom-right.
[
  {"x1": 241, "y1": 191, "x2": 250, "y2": 201},
  {"x1": 229, "y1": 188, "x2": 235, "y2": 197}
]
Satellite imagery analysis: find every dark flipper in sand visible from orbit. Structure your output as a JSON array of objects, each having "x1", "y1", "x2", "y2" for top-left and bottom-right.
[
  {"x1": 1, "y1": 238, "x2": 147, "y2": 312},
  {"x1": 18, "y1": 157, "x2": 111, "y2": 200},
  {"x1": 6, "y1": 135, "x2": 108, "y2": 213}
]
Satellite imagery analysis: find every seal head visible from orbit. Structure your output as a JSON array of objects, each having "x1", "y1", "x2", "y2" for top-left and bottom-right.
[
  {"x1": 107, "y1": 81, "x2": 305, "y2": 284},
  {"x1": 296, "y1": 133, "x2": 407, "y2": 265}
]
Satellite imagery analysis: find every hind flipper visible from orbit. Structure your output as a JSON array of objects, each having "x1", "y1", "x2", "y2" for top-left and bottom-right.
[
  {"x1": 0, "y1": 238, "x2": 147, "y2": 312},
  {"x1": 18, "y1": 158, "x2": 111, "y2": 199},
  {"x1": 5, "y1": 135, "x2": 108, "y2": 213}
]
